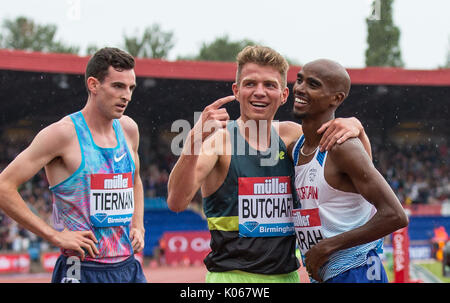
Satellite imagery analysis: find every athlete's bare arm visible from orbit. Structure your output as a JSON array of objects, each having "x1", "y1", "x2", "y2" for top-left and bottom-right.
[
  {"x1": 0, "y1": 121, "x2": 99, "y2": 260},
  {"x1": 167, "y1": 96, "x2": 234, "y2": 212},
  {"x1": 120, "y1": 115, "x2": 145, "y2": 253},
  {"x1": 304, "y1": 138, "x2": 408, "y2": 282}
]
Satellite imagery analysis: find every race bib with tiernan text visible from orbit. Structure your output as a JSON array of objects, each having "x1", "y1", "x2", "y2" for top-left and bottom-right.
[
  {"x1": 238, "y1": 176, "x2": 295, "y2": 237},
  {"x1": 90, "y1": 173, "x2": 134, "y2": 227}
]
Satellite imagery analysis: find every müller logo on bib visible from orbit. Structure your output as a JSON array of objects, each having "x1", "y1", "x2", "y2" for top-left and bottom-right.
[
  {"x1": 238, "y1": 176, "x2": 294, "y2": 237},
  {"x1": 292, "y1": 208, "x2": 324, "y2": 254},
  {"x1": 292, "y1": 208, "x2": 321, "y2": 228},
  {"x1": 90, "y1": 172, "x2": 134, "y2": 227}
]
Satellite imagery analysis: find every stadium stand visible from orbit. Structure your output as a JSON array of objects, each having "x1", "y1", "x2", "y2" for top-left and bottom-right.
[{"x1": 143, "y1": 208, "x2": 208, "y2": 257}]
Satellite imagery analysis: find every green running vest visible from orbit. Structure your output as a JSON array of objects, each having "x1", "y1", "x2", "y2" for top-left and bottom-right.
[{"x1": 203, "y1": 120, "x2": 300, "y2": 274}]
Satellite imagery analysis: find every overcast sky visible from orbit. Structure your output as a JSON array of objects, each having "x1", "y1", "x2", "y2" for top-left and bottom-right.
[{"x1": 1, "y1": 0, "x2": 449, "y2": 69}]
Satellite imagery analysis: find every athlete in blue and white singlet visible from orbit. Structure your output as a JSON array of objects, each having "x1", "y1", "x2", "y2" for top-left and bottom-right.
[
  {"x1": 292, "y1": 135, "x2": 383, "y2": 282},
  {"x1": 289, "y1": 58, "x2": 408, "y2": 283}
]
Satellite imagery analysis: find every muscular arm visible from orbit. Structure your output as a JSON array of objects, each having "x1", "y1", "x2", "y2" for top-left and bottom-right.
[
  {"x1": 167, "y1": 96, "x2": 233, "y2": 213},
  {"x1": 167, "y1": 131, "x2": 220, "y2": 212},
  {"x1": 305, "y1": 138, "x2": 407, "y2": 281},
  {"x1": 0, "y1": 125, "x2": 61, "y2": 241},
  {"x1": 0, "y1": 122, "x2": 98, "y2": 259}
]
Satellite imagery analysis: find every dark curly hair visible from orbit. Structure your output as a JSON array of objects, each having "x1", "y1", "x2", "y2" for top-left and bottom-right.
[{"x1": 85, "y1": 47, "x2": 135, "y2": 93}]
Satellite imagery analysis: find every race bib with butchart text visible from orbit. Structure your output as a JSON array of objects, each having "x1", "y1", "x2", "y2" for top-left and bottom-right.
[{"x1": 238, "y1": 176, "x2": 295, "y2": 237}]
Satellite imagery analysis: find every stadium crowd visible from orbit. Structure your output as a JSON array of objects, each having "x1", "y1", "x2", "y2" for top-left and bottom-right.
[
  {"x1": 0, "y1": 131, "x2": 448, "y2": 253},
  {"x1": 373, "y1": 141, "x2": 449, "y2": 206}
]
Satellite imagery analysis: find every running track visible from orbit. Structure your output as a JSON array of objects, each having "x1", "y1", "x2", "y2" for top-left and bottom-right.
[{"x1": 0, "y1": 265, "x2": 310, "y2": 283}]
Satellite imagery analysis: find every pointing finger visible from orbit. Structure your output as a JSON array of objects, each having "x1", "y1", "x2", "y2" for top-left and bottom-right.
[{"x1": 210, "y1": 95, "x2": 236, "y2": 109}]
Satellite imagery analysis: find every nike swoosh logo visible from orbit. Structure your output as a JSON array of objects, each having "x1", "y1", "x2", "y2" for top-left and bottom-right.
[{"x1": 114, "y1": 153, "x2": 127, "y2": 162}]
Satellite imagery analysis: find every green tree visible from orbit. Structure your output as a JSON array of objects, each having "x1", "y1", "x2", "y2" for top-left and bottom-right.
[
  {"x1": 285, "y1": 56, "x2": 301, "y2": 67},
  {"x1": 193, "y1": 35, "x2": 256, "y2": 62},
  {"x1": 86, "y1": 44, "x2": 100, "y2": 56},
  {"x1": 124, "y1": 24, "x2": 175, "y2": 59},
  {"x1": 0, "y1": 16, "x2": 79, "y2": 54},
  {"x1": 365, "y1": 0, "x2": 404, "y2": 67},
  {"x1": 178, "y1": 35, "x2": 301, "y2": 65}
]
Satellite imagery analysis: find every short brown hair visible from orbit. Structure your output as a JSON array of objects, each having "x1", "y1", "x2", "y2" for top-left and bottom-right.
[
  {"x1": 85, "y1": 47, "x2": 135, "y2": 93},
  {"x1": 235, "y1": 45, "x2": 289, "y2": 88}
]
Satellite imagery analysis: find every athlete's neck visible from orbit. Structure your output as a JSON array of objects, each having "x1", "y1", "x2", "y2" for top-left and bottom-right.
[
  {"x1": 81, "y1": 102, "x2": 115, "y2": 136},
  {"x1": 301, "y1": 113, "x2": 335, "y2": 151}
]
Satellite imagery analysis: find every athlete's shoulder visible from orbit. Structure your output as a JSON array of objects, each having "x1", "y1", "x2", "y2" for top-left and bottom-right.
[
  {"x1": 278, "y1": 120, "x2": 302, "y2": 131},
  {"x1": 328, "y1": 137, "x2": 365, "y2": 161},
  {"x1": 118, "y1": 115, "x2": 139, "y2": 138},
  {"x1": 118, "y1": 115, "x2": 138, "y2": 131},
  {"x1": 277, "y1": 121, "x2": 303, "y2": 154},
  {"x1": 38, "y1": 116, "x2": 76, "y2": 143},
  {"x1": 278, "y1": 121, "x2": 303, "y2": 139},
  {"x1": 118, "y1": 115, "x2": 139, "y2": 152},
  {"x1": 26, "y1": 116, "x2": 76, "y2": 159}
]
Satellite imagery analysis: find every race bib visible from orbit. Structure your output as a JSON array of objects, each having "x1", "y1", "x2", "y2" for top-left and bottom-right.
[
  {"x1": 90, "y1": 173, "x2": 134, "y2": 227},
  {"x1": 238, "y1": 176, "x2": 295, "y2": 237},
  {"x1": 293, "y1": 208, "x2": 324, "y2": 255}
]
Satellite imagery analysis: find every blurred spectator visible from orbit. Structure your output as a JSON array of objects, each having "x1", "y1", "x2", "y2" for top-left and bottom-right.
[{"x1": 373, "y1": 141, "x2": 450, "y2": 205}]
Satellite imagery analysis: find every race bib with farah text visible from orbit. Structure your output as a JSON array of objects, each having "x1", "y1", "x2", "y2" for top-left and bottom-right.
[{"x1": 292, "y1": 208, "x2": 324, "y2": 255}]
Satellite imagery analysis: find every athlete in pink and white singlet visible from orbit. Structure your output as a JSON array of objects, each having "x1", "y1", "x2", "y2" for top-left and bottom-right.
[{"x1": 51, "y1": 111, "x2": 135, "y2": 263}]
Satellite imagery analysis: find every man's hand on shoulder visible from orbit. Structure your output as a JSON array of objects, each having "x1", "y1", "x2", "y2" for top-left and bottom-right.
[{"x1": 317, "y1": 117, "x2": 371, "y2": 158}]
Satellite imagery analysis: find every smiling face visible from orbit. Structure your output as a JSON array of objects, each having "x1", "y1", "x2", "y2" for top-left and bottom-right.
[
  {"x1": 88, "y1": 66, "x2": 137, "y2": 120},
  {"x1": 292, "y1": 59, "x2": 350, "y2": 120},
  {"x1": 232, "y1": 63, "x2": 289, "y2": 122}
]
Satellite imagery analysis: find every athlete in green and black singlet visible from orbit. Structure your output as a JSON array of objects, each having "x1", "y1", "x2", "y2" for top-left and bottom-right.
[{"x1": 203, "y1": 120, "x2": 300, "y2": 278}]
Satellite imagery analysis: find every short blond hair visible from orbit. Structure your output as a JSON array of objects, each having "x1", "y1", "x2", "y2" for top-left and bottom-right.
[{"x1": 235, "y1": 45, "x2": 289, "y2": 88}]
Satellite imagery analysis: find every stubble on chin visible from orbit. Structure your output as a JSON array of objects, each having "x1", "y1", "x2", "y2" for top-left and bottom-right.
[{"x1": 292, "y1": 109, "x2": 307, "y2": 120}]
